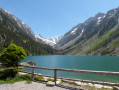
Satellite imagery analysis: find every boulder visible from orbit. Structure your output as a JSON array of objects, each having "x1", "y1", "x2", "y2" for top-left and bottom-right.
[{"x1": 46, "y1": 81, "x2": 55, "y2": 87}]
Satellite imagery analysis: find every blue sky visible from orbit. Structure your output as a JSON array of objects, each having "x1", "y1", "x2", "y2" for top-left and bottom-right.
[{"x1": 0, "y1": 0, "x2": 119, "y2": 38}]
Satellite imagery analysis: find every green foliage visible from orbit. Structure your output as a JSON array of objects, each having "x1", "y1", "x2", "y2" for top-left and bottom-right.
[
  {"x1": 47, "y1": 78, "x2": 54, "y2": 81},
  {"x1": 61, "y1": 80, "x2": 78, "y2": 86},
  {"x1": 25, "y1": 80, "x2": 32, "y2": 84},
  {"x1": 81, "y1": 85, "x2": 112, "y2": 90},
  {"x1": 0, "y1": 44, "x2": 27, "y2": 67},
  {"x1": 0, "y1": 44, "x2": 27, "y2": 78},
  {"x1": 34, "y1": 75, "x2": 44, "y2": 81},
  {"x1": 101, "y1": 39, "x2": 119, "y2": 55},
  {"x1": 0, "y1": 74, "x2": 45, "y2": 84},
  {"x1": 0, "y1": 74, "x2": 31, "y2": 84},
  {"x1": 86, "y1": 25, "x2": 119, "y2": 54}
]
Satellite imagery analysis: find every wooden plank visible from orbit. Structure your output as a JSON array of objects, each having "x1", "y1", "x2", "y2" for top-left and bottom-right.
[
  {"x1": 20, "y1": 65, "x2": 119, "y2": 76},
  {"x1": 20, "y1": 65, "x2": 54, "y2": 70},
  {"x1": 19, "y1": 70, "x2": 54, "y2": 78},
  {"x1": 56, "y1": 68, "x2": 119, "y2": 76},
  {"x1": 58, "y1": 77, "x2": 119, "y2": 87}
]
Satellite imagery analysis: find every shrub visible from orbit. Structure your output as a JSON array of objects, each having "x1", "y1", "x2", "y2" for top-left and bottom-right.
[{"x1": 0, "y1": 44, "x2": 27, "y2": 78}]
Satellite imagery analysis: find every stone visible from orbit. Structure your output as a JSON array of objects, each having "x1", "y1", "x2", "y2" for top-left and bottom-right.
[
  {"x1": 56, "y1": 81, "x2": 61, "y2": 84},
  {"x1": 94, "y1": 84, "x2": 103, "y2": 88},
  {"x1": 75, "y1": 81, "x2": 82, "y2": 86},
  {"x1": 46, "y1": 81, "x2": 55, "y2": 87},
  {"x1": 88, "y1": 83, "x2": 93, "y2": 86},
  {"x1": 113, "y1": 86, "x2": 119, "y2": 90},
  {"x1": 103, "y1": 86, "x2": 112, "y2": 89}
]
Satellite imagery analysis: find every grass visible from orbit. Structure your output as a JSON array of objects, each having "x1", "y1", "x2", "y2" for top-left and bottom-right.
[
  {"x1": 34, "y1": 75, "x2": 44, "y2": 81},
  {"x1": 47, "y1": 78, "x2": 54, "y2": 81},
  {"x1": 81, "y1": 85, "x2": 112, "y2": 90},
  {"x1": 25, "y1": 80, "x2": 32, "y2": 84},
  {"x1": 0, "y1": 74, "x2": 44, "y2": 84},
  {"x1": 60, "y1": 80, "x2": 113, "y2": 90},
  {"x1": 61, "y1": 80, "x2": 78, "y2": 86},
  {"x1": 86, "y1": 24, "x2": 119, "y2": 54},
  {"x1": 0, "y1": 74, "x2": 31, "y2": 84}
]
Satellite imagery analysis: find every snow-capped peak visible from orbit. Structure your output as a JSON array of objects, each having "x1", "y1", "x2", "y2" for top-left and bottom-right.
[
  {"x1": 48, "y1": 36, "x2": 62, "y2": 44},
  {"x1": 35, "y1": 35, "x2": 62, "y2": 46}
]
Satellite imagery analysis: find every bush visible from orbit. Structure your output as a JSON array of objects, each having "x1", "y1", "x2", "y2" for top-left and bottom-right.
[{"x1": 0, "y1": 44, "x2": 27, "y2": 78}]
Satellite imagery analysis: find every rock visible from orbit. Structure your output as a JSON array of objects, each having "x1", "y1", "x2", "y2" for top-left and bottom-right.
[
  {"x1": 81, "y1": 83, "x2": 88, "y2": 86},
  {"x1": 94, "y1": 84, "x2": 103, "y2": 88},
  {"x1": 103, "y1": 86, "x2": 112, "y2": 89},
  {"x1": 46, "y1": 81, "x2": 55, "y2": 87},
  {"x1": 44, "y1": 77, "x2": 48, "y2": 81},
  {"x1": 113, "y1": 86, "x2": 119, "y2": 90},
  {"x1": 20, "y1": 61, "x2": 36, "y2": 66},
  {"x1": 27, "y1": 61, "x2": 36, "y2": 66},
  {"x1": 75, "y1": 81, "x2": 82, "y2": 86},
  {"x1": 56, "y1": 81, "x2": 61, "y2": 84},
  {"x1": 88, "y1": 83, "x2": 93, "y2": 86}
]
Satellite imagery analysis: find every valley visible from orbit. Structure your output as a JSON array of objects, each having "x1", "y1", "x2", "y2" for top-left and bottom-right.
[{"x1": 1, "y1": 7, "x2": 119, "y2": 56}]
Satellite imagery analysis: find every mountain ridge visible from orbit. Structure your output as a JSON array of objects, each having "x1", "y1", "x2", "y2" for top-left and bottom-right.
[
  {"x1": 56, "y1": 7, "x2": 119, "y2": 56},
  {"x1": 0, "y1": 8, "x2": 55, "y2": 55}
]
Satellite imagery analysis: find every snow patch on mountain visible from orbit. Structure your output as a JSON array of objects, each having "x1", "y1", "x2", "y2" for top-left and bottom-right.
[
  {"x1": 103, "y1": 15, "x2": 106, "y2": 18},
  {"x1": 97, "y1": 14, "x2": 106, "y2": 25},
  {"x1": 97, "y1": 17, "x2": 102, "y2": 25},
  {"x1": 80, "y1": 29, "x2": 84, "y2": 36},
  {"x1": 71, "y1": 28, "x2": 78, "y2": 34},
  {"x1": 13, "y1": 16, "x2": 17, "y2": 21}
]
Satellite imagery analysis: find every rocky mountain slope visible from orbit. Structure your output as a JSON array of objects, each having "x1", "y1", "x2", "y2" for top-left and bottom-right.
[
  {"x1": 0, "y1": 8, "x2": 55, "y2": 55},
  {"x1": 56, "y1": 7, "x2": 119, "y2": 56}
]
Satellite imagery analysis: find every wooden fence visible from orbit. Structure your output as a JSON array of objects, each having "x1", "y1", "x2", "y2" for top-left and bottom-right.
[{"x1": 19, "y1": 65, "x2": 119, "y2": 87}]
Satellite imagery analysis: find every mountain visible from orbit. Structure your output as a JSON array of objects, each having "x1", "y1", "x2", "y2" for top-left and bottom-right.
[
  {"x1": 0, "y1": 9, "x2": 37, "y2": 40},
  {"x1": 35, "y1": 35, "x2": 62, "y2": 46},
  {"x1": 0, "y1": 8, "x2": 55, "y2": 55},
  {"x1": 56, "y1": 7, "x2": 119, "y2": 56},
  {"x1": 54, "y1": 13, "x2": 106, "y2": 49}
]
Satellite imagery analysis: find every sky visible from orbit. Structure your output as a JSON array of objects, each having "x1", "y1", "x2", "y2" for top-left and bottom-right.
[{"x1": 0, "y1": 0, "x2": 119, "y2": 38}]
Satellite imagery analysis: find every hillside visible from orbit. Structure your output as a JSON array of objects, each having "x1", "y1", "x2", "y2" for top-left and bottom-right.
[
  {"x1": 0, "y1": 8, "x2": 55, "y2": 55},
  {"x1": 56, "y1": 7, "x2": 119, "y2": 56}
]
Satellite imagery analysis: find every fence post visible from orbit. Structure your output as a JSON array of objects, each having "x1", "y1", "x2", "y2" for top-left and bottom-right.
[
  {"x1": 32, "y1": 68, "x2": 35, "y2": 81},
  {"x1": 54, "y1": 69, "x2": 57, "y2": 85}
]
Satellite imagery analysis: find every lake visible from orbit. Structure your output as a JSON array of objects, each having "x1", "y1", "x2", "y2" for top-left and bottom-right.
[{"x1": 21, "y1": 56, "x2": 119, "y2": 83}]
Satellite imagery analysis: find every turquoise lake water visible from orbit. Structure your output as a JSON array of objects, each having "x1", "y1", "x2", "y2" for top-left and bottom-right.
[{"x1": 21, "y1": 56, "x2": 119, "y2": 83}]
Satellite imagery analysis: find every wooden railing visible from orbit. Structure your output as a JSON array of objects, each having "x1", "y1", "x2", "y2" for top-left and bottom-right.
[{"x1": 19, "y1": 65, "x2": 119, "y2": 87}]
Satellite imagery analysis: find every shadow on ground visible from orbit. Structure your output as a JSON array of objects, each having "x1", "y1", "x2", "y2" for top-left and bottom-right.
[
  {"x1": 56, "y1": 84, "x2": 86, "y2": 90},
  {"x1": 34, "y1": 81, "x2": 86, "y2": 90}
]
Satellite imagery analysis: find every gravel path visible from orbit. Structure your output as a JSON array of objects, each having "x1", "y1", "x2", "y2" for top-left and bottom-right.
[{"x1": 0, "y1": 81, "x2": 85, "y2": 90}]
